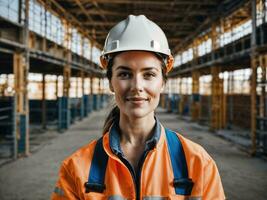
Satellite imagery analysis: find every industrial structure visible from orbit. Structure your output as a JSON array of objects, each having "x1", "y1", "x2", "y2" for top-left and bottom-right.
[{"x1": 0, "y1": 0, "x2": 267, "y2": 161}]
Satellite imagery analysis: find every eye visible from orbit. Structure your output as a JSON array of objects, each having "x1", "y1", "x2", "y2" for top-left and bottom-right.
[
  {"x1": 144, "y1": 72, "x2": 156, "y2": 79},
  {"x1": 117, "y1": 71, "x2": 131, "y2": 79}
]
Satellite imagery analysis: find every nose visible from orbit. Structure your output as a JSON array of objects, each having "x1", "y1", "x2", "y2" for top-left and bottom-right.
[{"x1": 130, "y1": 75, "x2": 143, "y2": 92}]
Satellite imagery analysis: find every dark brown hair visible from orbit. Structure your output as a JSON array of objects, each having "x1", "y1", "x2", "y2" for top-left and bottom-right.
[{"x1": 102, "y1": 52, "x2": 168, "y2": 134}]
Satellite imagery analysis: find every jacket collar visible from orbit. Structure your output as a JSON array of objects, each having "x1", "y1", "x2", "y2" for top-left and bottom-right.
[{"x1": 109, "y1": 117, "x2": 161, "y2": 156}]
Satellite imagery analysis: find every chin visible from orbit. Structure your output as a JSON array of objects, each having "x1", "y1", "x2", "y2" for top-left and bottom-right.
[{"x1": 126, "y1": 109, "x2": 154, "y2": 119}]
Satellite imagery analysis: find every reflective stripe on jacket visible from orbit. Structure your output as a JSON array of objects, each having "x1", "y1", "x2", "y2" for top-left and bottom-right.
[{"x1": 51, "y1": 124, "x2": 225, "y2": 200}]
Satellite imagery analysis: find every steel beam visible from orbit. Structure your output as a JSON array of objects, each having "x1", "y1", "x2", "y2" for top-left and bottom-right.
[{"x1": 87, "y1": 0, "x2": 217, "y2": 6}]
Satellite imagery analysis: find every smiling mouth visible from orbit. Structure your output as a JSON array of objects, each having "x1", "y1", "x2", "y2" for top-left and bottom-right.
[{"x1": 126, "y1": 97, "x2": 149, "y2": 101}]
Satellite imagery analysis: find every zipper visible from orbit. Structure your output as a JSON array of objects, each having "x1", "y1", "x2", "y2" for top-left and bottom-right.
[
  {"x1": 137, "y1": 150, "x2": 151, "y2": 200},
  {"x1": 116, "y1": 153, "x2": 138, "y2": 199},
  {"x1": 114, "y1": 144, "x2": 155, "y2": 200}
]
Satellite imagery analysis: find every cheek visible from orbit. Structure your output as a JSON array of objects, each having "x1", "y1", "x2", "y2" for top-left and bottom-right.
[
  {"x1": 111, "y1": 79, "x2": 128, "y2": 96},
  {"x1": 146, "y1": 80, "x2": 163, "y2": 97}
]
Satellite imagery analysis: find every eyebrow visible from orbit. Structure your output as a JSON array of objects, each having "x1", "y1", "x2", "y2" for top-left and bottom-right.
[
  {"x1": 115, "y1": 66, "x2": 160, "y2": 71},
  {"x1": 115, "y1": 66, "x2": 130, "y2": 71}
]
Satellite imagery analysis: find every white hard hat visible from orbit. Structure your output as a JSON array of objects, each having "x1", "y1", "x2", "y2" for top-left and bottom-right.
[{"x1": 100, "y1": 15, "x2": 174, "y2": 73}]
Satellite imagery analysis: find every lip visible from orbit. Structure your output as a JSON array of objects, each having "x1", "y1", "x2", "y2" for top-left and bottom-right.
[{"x1": 126, "y1": 97, "x2": 149, "y2": 101}]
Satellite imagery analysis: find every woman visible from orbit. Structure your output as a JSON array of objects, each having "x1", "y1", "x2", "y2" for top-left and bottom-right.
[{"x1": 52, "y1": 15, "x2": 225, "y2": 200}]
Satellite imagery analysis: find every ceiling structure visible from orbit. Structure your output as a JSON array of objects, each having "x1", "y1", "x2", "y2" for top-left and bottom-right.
[{"x1": 46, "y1": 0, "x2": 249, "y2": 55}]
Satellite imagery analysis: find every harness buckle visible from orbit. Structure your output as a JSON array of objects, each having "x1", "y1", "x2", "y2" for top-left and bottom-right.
[
  {"x1": 173, "y1": 178, "x2": 194, "y2": 195},
  {"x1": 84, "y1": 182, "x2": 106, "y2": 193}
]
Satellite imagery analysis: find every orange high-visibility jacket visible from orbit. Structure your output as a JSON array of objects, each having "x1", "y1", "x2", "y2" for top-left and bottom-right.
[{"x1": 52, "y1": 122, "x2": 225, "y2": 200}]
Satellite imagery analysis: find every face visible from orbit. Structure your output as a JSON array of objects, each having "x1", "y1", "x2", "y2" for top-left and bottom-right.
[{"x1": 110, "y1": 51, "x2": 165, "y2": 120}]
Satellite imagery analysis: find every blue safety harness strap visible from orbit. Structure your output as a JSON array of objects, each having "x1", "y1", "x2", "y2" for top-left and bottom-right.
[
  {"x1": 85, "y1": 129, "x2": 194, "y2": 195},
  {"x1": 84, "y1": 137, "x2": 108, "y2": 193},
  {"x1": 165, "y1": 128, "x2": 194, "y2": 195}
]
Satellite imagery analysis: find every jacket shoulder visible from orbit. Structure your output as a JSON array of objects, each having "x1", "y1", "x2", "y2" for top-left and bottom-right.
[
  {"x1": 173, "y1": 131, "x2": 213, "y2": 166},
  {"x1": 61, "y1": 139, "x2": 98, "y2": 175}
]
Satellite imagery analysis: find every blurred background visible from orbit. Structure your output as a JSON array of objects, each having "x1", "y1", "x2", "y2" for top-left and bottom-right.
[{"x1": 0, "y1": 0, "x2": 266, "y2": 199}]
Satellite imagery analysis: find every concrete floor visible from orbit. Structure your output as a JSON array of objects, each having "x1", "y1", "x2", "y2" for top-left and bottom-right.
[{"x1": 0, "y1": 105, "x2": 266, "y2": 200}]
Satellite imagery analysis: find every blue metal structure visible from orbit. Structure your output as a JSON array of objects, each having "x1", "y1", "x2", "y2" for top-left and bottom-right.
[{"x1": 58, "y1": 97, "x2": 70, "y2": 131}]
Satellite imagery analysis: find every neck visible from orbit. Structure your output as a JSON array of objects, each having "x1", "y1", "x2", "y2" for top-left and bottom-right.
[{"x1": 119, "y1": 112, "x2": 156, "y2": 146}]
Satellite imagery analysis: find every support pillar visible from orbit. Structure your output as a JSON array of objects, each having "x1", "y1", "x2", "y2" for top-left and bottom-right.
[
  {"x1": 55, "y1": 75, "x2": 58, "y2": 98},
  {"x1": 90, "y1": 76, "x2": 94, "y2": 95},
  {"x1": 251, "y1": 57, "x2": 257, "y2": 155},
  {"x1": 250, "y1": 0, "x2": 257, "y2": 155},
  {"x1": 259, "y1": 54, "x2": 267, "y2": 154},
  {"x1": 191, "y1": 71, "x2": 200, "y2": 121},
  {"x1": 81, "y1": 71, "x2": 85, "y2": 97},
  {"x1": 13, "y1": 52, "x2": 29, "y2": 157},
  {"x1": 89, "y1": 75, "x2": 94, "y2": 112},
  {"x1": 58, "y1": 51, "x2": 71, "y2": 131},
  {"x1": 80, "y1": 71, "x2": 85, "y2": 119},
  {"x1": 178, "y1": 78, "x2": 183, "y2": 115},
  {"x1": 252, "y1": 54, "x2": 267, "y2": 155},
  {"x1": 259, "y1": 55, "x2": 266, "y2": 119},
  {"x1": 13, "y1": 0, "x2": 30, "y2": 158},
  {"x1": 63, "y1": 65, "x2": 71, "y2": 98},
  {"x1": 42, "y1": 74, "x2": 46, "y2": 129},
  {"x1": 211, "y1": 23, "x2": 217, "y2": 61},
  {"x1": 211, "y1": 67, "x2": 225, "y2": 131},
  {"x1": 76, "y1": 76, "x2": 79, "y2": 98},
  {"x1": 227, "y1": 71, "x2": 234, "y2": 129}
]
